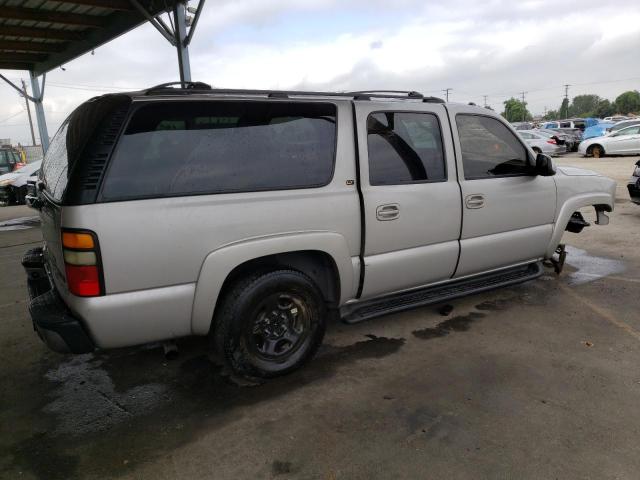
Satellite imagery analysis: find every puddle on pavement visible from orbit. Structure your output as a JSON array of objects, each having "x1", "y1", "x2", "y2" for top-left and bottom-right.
[
  {"x1": 412, "y1": 311, "x2": 485, "y2": 339},
  {"x1": 7, "y1": 333, "x2": 407, "y2": 480},
  {"x1": 0, "y1": 216, "x2": 40, "y2": 231},
  {"x1": 564, "y1": 246, "x2": 625, "y2": 286},
  {"x1": 43, "y1": 354, "x2": 170, "y2": 436}
]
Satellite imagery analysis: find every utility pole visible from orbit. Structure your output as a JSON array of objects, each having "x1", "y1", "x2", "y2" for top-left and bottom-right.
[
  {"x1": 563, "y1": 84, "x2": 570, "y2": 119},
  {"x1": 443, "y1": 88, "x2": 451, "y2": 102},
  {"x1": 482, "y1": 95, "x2": 488, "y2": 108},
  {"x1": 543, "y1": 106, "x2": 547, "y2": 117},
  {"x1": 21, "y1": 79, "x2": 36, "y2": 146},
  {"x1": 520, "y1": 91, "x2": 527, "y2": 122}
]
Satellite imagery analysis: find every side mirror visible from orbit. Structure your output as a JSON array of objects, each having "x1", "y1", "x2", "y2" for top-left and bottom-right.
[{"x1": 534, "y1": 153, "x2": 556, "y2": 176}]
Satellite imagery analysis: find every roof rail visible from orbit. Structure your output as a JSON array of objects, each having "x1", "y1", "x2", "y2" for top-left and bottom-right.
[
  {"x1": 143, "y1": 85, "x2": 445, "y2": 102},
  {"x1": 145, "y1": 81, "x2": 212, "y2": 95},
  {"x1": 347, "y1": 90, "x2": 424, "y2": 100}
]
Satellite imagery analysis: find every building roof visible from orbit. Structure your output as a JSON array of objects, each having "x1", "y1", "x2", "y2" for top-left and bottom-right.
[{"x1": 0, "y1": 0, "x2": 180, "y2": 75}]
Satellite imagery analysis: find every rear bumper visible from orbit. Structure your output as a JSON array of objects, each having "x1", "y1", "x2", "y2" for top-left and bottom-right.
[
  {"x1": 629, "y1": 178, "x2": 640, "y2": 204},
  {"x1": 22, "y1": 247, "x2": 95, "y2": 354}
]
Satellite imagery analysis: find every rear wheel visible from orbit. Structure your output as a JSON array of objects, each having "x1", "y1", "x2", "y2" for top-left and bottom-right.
[
  {"x1": 588, "y1": 144, "x2": 604, "y2": 158},
  {"x1": 214, "y1": 270, "x2": 327, "y2": 378}
]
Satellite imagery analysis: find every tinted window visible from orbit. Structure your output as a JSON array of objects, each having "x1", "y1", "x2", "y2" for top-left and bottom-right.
[
  {"x1": 617, "y1": 126, "x2": 640, "y2": 136},
  {"x1": 367, "y1": 112, "x2": 446, "y2": 185},
  {"x1": 456, "y1": 115, "x2": 529, "y2": 180},
  {"x1": 101, "y1": 101, "x2": 336, "y2": 200},
  {"x1": 41, "y1": 121, "x2": 70, "y2": 201}
]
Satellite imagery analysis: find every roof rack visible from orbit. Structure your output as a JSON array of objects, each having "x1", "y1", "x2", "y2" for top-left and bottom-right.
[
  {"x1": 143, "y1": 84, "x2": 445, "y2": 103},
  {"x1": 145, "y1": 81, "x2": 213, "y2": 95}
]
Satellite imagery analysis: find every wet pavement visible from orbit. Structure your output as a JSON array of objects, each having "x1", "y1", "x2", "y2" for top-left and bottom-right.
[{"x1": 1, "y1": 154, "x2": 640, "y2": 479}]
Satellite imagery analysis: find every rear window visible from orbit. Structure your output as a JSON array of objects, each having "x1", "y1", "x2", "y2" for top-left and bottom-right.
[
  {"x1": 41, "y1": 121, "x2": 70, "y2": 201},
  {"x1": 100, "y1": 101, "x2": 337, "y2": 201}
]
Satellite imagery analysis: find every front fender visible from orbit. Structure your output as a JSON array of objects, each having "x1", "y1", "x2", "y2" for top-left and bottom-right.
[
  {"x1": 545, "y1": 192, "x2": 614, "y2": 258},
  {"x1": 190, "y1": 231, "x2": 355, "y2": 335}
]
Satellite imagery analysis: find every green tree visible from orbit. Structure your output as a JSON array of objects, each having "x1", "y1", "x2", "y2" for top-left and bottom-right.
[
  {"x1": 559, "y1": 98, "x2": 570, "y2": 119},
  {"x1": 594, "y1": 99, "x2": 615, "y2": 118},
  {"x1": 501, "y1": 97, "x2": 531, "y2": 122},
  {"x1": 615, "y1": 90, "x2": 640, "y2": 115},
  {"x1": 543, "y1": 109, "x2": 559, "y2": 121},
  {"x1": 570, "y1": 94, "x2": 601, "y2": 117}
]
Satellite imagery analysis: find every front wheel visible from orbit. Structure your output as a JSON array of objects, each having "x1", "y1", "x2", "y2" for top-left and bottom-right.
[
  {"x1": 588, "y1": 144, "x2": 604, "y2": 158},
  {"x1": 214, "y1": 270, "x2": 327, "y2": 378}
]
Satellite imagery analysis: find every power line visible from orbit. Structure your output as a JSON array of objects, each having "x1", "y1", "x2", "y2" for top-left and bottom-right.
[{"x1": 0, "y1": 109, "x2": 25, "y2": 124}]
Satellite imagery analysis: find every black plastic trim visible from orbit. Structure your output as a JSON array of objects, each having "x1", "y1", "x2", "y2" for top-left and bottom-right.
[
  {"x1": 22, "y1": 247, "x2": 95, "y2": 354},
  {"x1": 341, "y1": 262, "x2": 542, "y2": 324},
  {"x1": 351, "y1": 102, "x2": 367, "y2": 299}
]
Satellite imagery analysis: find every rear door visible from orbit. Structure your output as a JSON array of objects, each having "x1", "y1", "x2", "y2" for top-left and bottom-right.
[
  {"x1": 355, "y1": 102, "x2": 462, "y2": 299},
  {"x1": 447, "y1": 105, "x2": 556, "y2": 277}
]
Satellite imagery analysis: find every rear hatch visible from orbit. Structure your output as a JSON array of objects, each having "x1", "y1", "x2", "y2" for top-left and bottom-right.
[{"x1": 37, "y1": 94, "x2": 131, "y2": 295}]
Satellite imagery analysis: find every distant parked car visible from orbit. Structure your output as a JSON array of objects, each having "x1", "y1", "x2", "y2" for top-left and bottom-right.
[
  {"x1": 542, "y1": 118, "x2": 597, "y2": 131},
  {"x1": 518, "y1": 130, "x2": 566, "y2": 155},
  {"x1": 606, "y1": 119, "x2": 640, "y2": 133},
  {"x1": 0, "y1": 147, "x2": 24, "y2": 175},
  {"x1": 604, "y1": 116, "x2": 630, "y2": 122},
  {"x1": 512, "y1": 122, "x2": 535, "y2": 130},
  {"x1": 551, "y1": 128, "x2": 582, "y2": 151},
  {"x1": 0, "y1": 161, "x2": 41, "y2": 205},
  {"x1": 629, "y1": 160, "x2": 640, "y2": 204},
  {"x1": 537, "y1": 129, "x2": 571, "y2": 150},
  {"x1": 579, "y1": 125, "x2": 640, "y2": 158}
]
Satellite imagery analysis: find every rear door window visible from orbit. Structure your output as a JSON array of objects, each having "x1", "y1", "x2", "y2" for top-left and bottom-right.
[
  {"x1": 100, "y1": 101, "x2": 337, "y2": 201},
  {"x1": 367, "y1": 111, "x2": 446, "y2": 185}
]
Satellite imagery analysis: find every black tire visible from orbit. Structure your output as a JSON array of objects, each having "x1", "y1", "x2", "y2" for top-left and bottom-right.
[
  {"x1": 15, "y1": 186, "x2": 27, "y2": 205},
  {"x1": 588, "y1": 144, "x2": 605, "y2": 158},
  {"x1": 214, "y1": 269, "x2": 327, "y2": 378}
]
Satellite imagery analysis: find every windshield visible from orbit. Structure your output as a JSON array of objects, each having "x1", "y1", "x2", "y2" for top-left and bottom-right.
[{"x1": 0, "y1": 151, "x2": 12, "y2": 174}]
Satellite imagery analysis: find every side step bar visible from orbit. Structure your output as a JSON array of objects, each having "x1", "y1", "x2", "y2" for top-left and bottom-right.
[{"x1": 341, "y1": 262, "x2": 543, "y2": 324}]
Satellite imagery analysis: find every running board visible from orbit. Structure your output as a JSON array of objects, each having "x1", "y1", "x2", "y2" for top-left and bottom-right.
[{"x1": 341, "y1": 262, "x2": 543, "y2": 324}]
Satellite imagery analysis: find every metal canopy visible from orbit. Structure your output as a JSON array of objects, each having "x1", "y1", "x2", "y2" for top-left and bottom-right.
[
  {"x1": 0, "y1": 0, "x2": 182, "y2": 76},
  {"x1": 0, "y1": 0, "x2": 205, "y2": 152}
]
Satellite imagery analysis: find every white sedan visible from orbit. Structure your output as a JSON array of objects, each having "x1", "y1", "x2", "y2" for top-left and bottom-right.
[{"x1": 579, "y1": 125, "x2": 640, "y2": 158}]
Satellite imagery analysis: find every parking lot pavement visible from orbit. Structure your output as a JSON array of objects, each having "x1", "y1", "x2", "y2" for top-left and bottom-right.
[{"x1": 1, "y1": 152, "x2": 640, "y2": 480}]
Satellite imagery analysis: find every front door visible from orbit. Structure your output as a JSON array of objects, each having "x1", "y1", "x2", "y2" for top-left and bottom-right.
[
  {"x1": 447, "y1": 106, "x2": 557, "y2": 278},
  {"x1": 355, "y1": 103, "x2": 462, "y2": 299}
]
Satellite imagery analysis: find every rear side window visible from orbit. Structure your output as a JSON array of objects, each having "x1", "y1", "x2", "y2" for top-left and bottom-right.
[
  {"x1": 100, "y1": 101, "x2": 337, "y2": 200},
  {"x1": 367, "y1": 112, "x2": 446, "y2": 185},
  {"x1": 456, "y1": 114, "x2": 529, "y2": 180},
  {"x1": 41, "y1": 121, "x2": 70, "y2": 201}
]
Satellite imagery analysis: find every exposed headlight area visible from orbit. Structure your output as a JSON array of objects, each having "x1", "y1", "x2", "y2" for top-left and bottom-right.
[{"x1": 633, "y1": 164, "x2": 640, "y2": 177}]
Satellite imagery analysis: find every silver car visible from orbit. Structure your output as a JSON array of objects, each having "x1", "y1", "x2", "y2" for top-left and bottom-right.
[
  {"x1": 517, "y1": 130, "x2": 566, "y2": 156},
  {"x1": 23, "y1": 84, "x2": 615, "y2": 378}
]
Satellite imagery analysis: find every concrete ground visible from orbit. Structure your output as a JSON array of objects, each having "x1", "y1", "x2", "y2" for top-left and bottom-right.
[{"x1": 1, "y1": 153, "x2": 639, "y2": 480}]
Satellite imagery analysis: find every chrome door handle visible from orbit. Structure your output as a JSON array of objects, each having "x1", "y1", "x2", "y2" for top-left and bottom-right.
[
  {"x1": 376, "y1": 203, "x2": 400, "y2": 221},
  {"x1": 465, "y1": 194, "x2": 485, "y2": 209}
]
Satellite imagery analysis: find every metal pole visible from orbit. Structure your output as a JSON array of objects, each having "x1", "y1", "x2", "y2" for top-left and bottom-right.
[
  {"x1": 30, "y1": 71, "x2": 49, "y2": 153},
  {"x1": 563, "y1": 84, "x2": 570, "y2": 119},
  {"x1": 443, "y1": 88, "x2": 451, "y2": 102},
  {"x1": 21, "y1": 79, "x2": 36, "y2": 146},
  {"x1": 174, "y1": 2, "x2": 192, "y2": 83},
  {"x1": 520, "y1": 91, "x2": 527, "y2": 122}
]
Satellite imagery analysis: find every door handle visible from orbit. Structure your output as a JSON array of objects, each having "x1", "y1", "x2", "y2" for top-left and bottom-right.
[
  {"x1": 376, "y1": 203, "x2": 400, "y2": 221},
  {"x1": 465, "y1": 194, "x2": 485, "y2": 209}
]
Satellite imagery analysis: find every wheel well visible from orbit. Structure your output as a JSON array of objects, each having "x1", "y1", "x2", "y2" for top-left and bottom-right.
[
  {"x1": 532, "y1": 146, "x2": 541, "y2": 153},
  {"x1": 217, "y1": 251, "x2": 341, "y2": 309},
  {"x1": 587, "y1": 143, "x2": 604, "y2": 154}
]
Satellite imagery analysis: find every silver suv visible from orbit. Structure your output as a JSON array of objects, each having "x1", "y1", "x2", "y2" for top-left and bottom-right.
[{"x1": 24, "y1": 83, "x2": 616, "y2": 378}]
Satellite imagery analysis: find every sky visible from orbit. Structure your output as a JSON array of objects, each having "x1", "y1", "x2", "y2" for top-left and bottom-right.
[{"x1": 1, "y1": 0, "x2": 640, "y2": 145}]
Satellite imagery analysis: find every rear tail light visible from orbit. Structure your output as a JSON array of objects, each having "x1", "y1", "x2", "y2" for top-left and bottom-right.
[
  {"x1": 61, "y1": 229, "x2": 103, "y2": 297},
  {"x1": 547, "y1": 139, "x2": 557, "y2": 144}
]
